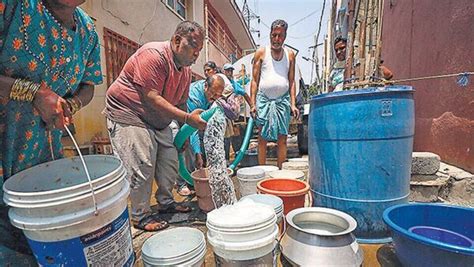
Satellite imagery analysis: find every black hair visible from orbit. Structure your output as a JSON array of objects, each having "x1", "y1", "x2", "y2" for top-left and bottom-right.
[
  {"x1": 204, "y1": 61, "x2": 217, "y2": 70},
  {"x1": 174, "y1": 21, "x2": 204, "y2": 38},
  {"x1": 271, "y1": 19, "x2": 288, "y2": 32},
  {"x1": 334, "y1": 36, "x2": 347, "y2": 46}
]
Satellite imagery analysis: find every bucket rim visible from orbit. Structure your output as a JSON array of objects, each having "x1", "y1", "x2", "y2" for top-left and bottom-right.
[
  {"x1": 207, "y1": 225, "x2": 278, "y2": 251},
  {"x1": 268, "y1": 170, "x2": 305, "y2": 179},
  {"x1": 240, "y1": 194, "x2": 284, "y2": 211},
  {"x1": 383, "y1": 203, "x2": 474, "y2": 255},
  {"x1": 191, "y1": 168, "x2": 232, "y2": 181},
  {"x1": 8, "y1": 180, "x2": 130, "y2": 231},
  {"x1": 285, "y1": 207, "x2": 358, "y2": 237},
  {"x1": 257, "y1": 178, "x2": 310, "y2": 196},
  {"x1": 237, "y1": 167, "x2": 266, "y2": 179},
  {"x1": 4, "y1": 173, "x2": 125, "y2": 208},
  {"x1": 142, "y1": 227, "x2": 206, "y2": 262},
  {"x1": 310, "y1": 85, "x2": 414, "y2": 102},
  {"x1": 2, "y1": 155, "x2": 123, "y2": 197},
  {"x1": 207, "y1": 215, "x2": 277, "y2": 234}
]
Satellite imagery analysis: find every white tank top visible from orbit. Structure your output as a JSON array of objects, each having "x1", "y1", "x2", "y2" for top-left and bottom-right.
[{"x1": 258, "y1": 46, "x2": 290, "y2": 99}]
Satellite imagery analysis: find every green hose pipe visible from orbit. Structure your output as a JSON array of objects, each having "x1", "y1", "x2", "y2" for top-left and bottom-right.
[
  {"x1": 174, "y1": 107, "x2": 219, "y2": 186},
  {"x1": 228, "y1": 116, "x2": 255, "y2": 171}
]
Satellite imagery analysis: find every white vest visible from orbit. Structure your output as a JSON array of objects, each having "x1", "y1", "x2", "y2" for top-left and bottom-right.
[{"x1": 258, "y1": 46, "x2": 290, "y2": 99}]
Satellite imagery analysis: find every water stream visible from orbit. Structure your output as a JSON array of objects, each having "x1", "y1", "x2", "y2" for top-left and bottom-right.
[{"x1": 204, "y1": 107, "x2": 237, "y2": 208}]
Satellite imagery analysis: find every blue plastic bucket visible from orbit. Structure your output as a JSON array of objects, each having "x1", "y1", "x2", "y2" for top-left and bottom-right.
[
  {"x1": 3, "y1": 155, "x2": 134, "y2": 266},
  {"x1": 383, "y1": 203, "x2": 474, "y2": 267},
  {"x1": 309, "y1": 86, "x2": 414, "y2": 243}
]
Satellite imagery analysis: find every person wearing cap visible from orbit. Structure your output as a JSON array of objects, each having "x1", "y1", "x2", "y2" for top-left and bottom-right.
[{"x1": 250, "y1": 19, "x2": 300, "y2": 169}]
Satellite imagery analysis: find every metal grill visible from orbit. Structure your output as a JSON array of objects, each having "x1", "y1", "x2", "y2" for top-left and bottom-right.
[
  {"x1": 103, "y1": 28, "x2": 140, "y2": 87},
  {"x1": 207, "y1": 5, "x2": 242, "y2": 61}
]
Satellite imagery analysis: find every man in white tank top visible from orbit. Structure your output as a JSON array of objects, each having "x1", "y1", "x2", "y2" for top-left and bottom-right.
[{"x1": 250, "y1": 19, "x2": 300, "y2": 169}]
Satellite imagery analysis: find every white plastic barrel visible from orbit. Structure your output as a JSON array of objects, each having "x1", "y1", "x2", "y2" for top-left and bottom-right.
[
  {"x1": 282, "y1": 161, "x2": 309, "y2": 180},
  {"x1": 268, "y1": 170, "x2": 306, "y2": 181},
  {"x1": 252, "y1": 165, "x2": 279, "y2": 178},
  {"x1": 237, "y1": 167, "x2": 265, "y2": 197},
  {"x1": 142, "y1": 227, "x2": 206, "y2": 267},
  {"x1": 2, "y1": 155, "x2": 134, "y2": 266},
  {"x1": 207, "y1": 200, "x2": 278, "y2": 265}
]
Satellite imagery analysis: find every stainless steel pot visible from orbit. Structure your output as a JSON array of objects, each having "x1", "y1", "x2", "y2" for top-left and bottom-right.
[{"x1": 280, "y1": 207, "x2": 363, "y2": 266}]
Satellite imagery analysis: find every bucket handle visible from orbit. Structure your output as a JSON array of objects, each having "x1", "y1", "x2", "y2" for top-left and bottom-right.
[{"x1": 64, "y1": 125, "x2": 99, "y2": 216}]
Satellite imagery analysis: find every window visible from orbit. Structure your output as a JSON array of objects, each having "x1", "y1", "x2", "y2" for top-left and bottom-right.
[
  {"x1": 166, "y1": 0, "x2": 186, "y2": 19},
  {"x1": 103, "y1": 28, "x2": 140, "y2": 87}
]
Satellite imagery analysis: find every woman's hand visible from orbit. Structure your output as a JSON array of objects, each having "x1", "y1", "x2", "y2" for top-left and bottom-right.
[{"x1": 33, "y1": 83, "x2": 71, "y2": 130}]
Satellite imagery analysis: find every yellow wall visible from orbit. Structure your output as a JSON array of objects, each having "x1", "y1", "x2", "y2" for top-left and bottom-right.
[{"x1": 75, "y1": 0, "x2": 205, "y2": 145}]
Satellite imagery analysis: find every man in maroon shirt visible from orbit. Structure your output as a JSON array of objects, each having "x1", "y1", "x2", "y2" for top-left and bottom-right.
[{"x1": 105, "y1": 21, "x2": 206, "y2": 231}]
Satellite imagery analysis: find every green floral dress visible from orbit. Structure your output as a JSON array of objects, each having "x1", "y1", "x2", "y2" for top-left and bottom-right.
[{"x1": 0, "y1": 0, "x2": 102, "y2": 264}]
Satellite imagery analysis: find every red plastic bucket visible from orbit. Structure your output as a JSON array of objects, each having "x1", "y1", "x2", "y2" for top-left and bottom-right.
[{"x1": 257, "y1": 178, "x2": 310, "y2": 215}]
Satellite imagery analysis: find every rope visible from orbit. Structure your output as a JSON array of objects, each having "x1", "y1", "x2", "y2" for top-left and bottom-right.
[{"x1": 343, "y1": 71, "x2": 474, "y2": 89}]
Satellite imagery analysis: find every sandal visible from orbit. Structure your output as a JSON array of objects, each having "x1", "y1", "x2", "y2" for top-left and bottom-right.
[
  {"x1": 133, "y1": 215, "x2": 169, "y2": 232},
  {"x1": 159, "y1": 202, "x2": 192, "y2": 213},
  {"x1": 177, "y1": 184, "x2": 194, "y2": 197}
]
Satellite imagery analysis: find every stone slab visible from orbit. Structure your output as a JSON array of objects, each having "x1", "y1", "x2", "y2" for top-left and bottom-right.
[
  {"x1": 439, "y1": 177, "x2": 474, "y2": 207},
  {"x1": 409, "y1": 185, "x2": 441, "y2": 203},
  {"x1": 411, "y1": 152, "x2": 440, "y2": 175},
  {"x1": 411, "y1": 172, "x2": 449, "y2": 182},
  {"x1": 438, "y1": 162, "x2": 474, "y2": 181}
]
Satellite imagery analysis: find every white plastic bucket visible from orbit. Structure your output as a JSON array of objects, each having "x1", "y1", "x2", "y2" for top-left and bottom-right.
[
  {"x1": 142, "y1": 227, "x2": 206, "y2": 267},
  {"x1": 207, "y1": 200, "x2": 278, "y2": 263},
  {"x1": 2, "y1": 155, "x2": 134, "y2": 266},
  {"x1": 288, "y1": 157, "x2": 309, "y2": 163},
  {"x1": 251, "y1": 165, "x2": 279, "y2": 178},
  {"x1": 282, "y1": 161, "x2": 309, "y2": 180},
  {"x1": 237, "y1": 167, "x2": 265, "y2": 197},
  {"x1": 268, "y1": 170, "x2": 306, "y2": 181},
  {"x1": 240, "y1": 194, "x2": 284, "y2": 224}
]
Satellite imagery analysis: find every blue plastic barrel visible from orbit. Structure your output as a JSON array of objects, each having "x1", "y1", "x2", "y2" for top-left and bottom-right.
[{"x1": 309, "y1": 86, "x2": 414, "y2": 243}]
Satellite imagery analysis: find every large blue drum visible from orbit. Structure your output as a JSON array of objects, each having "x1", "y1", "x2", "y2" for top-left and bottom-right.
[{"x1": 309, "y1": 86, "x2": 414, "y2": 243}]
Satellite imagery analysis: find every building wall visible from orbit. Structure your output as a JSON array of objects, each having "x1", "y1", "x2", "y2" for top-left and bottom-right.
[
  {"x1": 382, "y1": 0, "x2": 474, "y2": 172},
  {"x1": 75, "y1": 0, "x2": 204, "y2": 145}
]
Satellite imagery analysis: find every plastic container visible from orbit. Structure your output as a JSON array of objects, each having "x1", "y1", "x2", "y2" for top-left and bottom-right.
[
  {"x1": 240, "y1": 194, "x2": 284, "y2": 223},
  {"x1": 191, "y1": 168, "x2": 233, "y2": 212},
  {"x1": 383, "y1": 203, "x2": 474, "y2": 267},
  {"x1": 141, "y1": 227, "x2": 206, "y2": 267},
  {"x1": 288, "y1": 157, "x2": 309, "y2": 163},
  {"x1": 309, "y1": 86, "x2": 415, "y2": 242},
  {"x1": 268, "y1": 170, "x2": 305, "y2": 181},
  {"x1": 257, "y1": 178, "x2": 309, "y2": 215},
  {"x1": 237, "y1": 167, "x2": 265, "y2": 197},
  {"x1": 281, "y1": 207, "x2": 363, "y2": 266},
  {"x1": 3, "y1": 155, "x2": 134, "y2": 266},
  {"x1": 207, "y1": 200, "x2": 278, "y2": 265},
  {"x1": 251, "y1": 165, "x2": 279, "y2": 178},
  {"x1": 282, "y1": 161, "x2": 309, "y2": 180}
]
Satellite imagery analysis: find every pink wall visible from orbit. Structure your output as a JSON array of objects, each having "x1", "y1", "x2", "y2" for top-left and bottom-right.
[{"x1": 381, "y1": 0, "x2": 474, "y2": 172}]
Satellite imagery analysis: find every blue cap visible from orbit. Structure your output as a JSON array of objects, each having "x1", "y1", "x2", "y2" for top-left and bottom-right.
[{"x1": 223, "y1": 63, "x2": 234, "y2": 70}]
